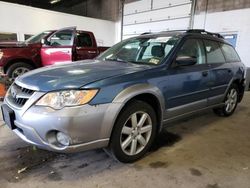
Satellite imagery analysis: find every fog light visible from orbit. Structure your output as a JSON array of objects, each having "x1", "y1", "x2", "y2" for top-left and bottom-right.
[{"x1": 56, "y1": 132, "x2": 70, "y2": 146}]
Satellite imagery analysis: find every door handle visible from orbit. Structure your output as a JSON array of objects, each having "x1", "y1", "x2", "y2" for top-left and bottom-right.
[
  {"x1": 62, "y1": 50, "x2": 70, "y2": 53},
  {"x1": 202, "y1": 71, "x2": 208, "y2": 77},
  {"x1": 228, "y1": 70, "x2": 232, "y2": 73},
  {"x1": 88, "y1": 51, "x2": 97, "y2": 54}
]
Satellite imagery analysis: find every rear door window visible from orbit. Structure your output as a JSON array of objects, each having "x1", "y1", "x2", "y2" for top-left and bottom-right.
[
  {"x1": 221, "y1": 43, "x2": 240, "y2": 62},
  {"x1": 76, "y1": 33, "x2": 93, "y2": 47},
  {"x1": 204, "y1": 40, "x2": 226, "y2": 64}
]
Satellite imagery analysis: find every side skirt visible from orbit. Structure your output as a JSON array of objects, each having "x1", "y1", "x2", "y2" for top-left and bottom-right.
[{"x1": 162, "y1": 103, "x2": 224, "y2": 127}]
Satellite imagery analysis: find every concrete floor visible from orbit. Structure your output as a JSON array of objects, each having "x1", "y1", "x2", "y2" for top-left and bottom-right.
[{"x1": 0, "y1": 93, "x2": 250, "y2": 188}]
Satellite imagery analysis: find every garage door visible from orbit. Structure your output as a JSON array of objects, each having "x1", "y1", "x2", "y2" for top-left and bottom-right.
[{"x1": 123, "y1": 0, "x2": 194, "y2": 39}]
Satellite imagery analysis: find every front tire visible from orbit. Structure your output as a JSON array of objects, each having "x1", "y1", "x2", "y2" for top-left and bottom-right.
[
  {"x1": 6, "y1": 62, "x2": 34, "y2": 79},
  {"x1": 213, "y1": 84, "x2": 239, "y2": 117},
  {"x1": 109, "y1": 100, "x2": 157, "y2": 163}
]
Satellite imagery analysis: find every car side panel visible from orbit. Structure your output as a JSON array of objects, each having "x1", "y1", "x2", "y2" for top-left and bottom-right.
[
  {"x1": 87, "y1": 66, "x2": 210, "y2": 121},
  {"x1": 207, "y1": 62, "x2": 234, "y2": 105},
  {"x1": 160, "y1": 64, "x2": 210, "y2": 119}
]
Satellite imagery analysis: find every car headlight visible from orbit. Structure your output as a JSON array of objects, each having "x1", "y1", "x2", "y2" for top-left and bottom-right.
[{"x1": 36, "y1": 89, "x2": 98, "y2": 110}]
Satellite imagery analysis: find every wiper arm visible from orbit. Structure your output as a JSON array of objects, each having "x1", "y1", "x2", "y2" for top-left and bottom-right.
[{"x1": 105, "y1": 57, "x2": 128, "y2": 63}]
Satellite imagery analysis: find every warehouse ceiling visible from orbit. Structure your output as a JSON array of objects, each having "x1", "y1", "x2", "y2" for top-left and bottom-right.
[
  {"x1": 0, "y1": 0, "x2": 82, "y2": 9},
  {"x1": 0, "y1": 0, "x2": 120, "y2": 21}
]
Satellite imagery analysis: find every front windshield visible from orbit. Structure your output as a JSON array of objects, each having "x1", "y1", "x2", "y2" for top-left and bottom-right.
[
  {"x1": 98, "y1": 35, "x2": 180, "y2": 65},
  {"x1": 25, "y1": 31, "x2": 52, "y2": 43}
]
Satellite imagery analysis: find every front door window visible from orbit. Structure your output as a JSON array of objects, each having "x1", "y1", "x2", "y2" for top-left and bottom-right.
[
  {"x1": 176, "y1": 39, "x2": 206, "y2": 65},
  {"x1": 49, "y1": 29, "x2": 74, "y2": 46}
]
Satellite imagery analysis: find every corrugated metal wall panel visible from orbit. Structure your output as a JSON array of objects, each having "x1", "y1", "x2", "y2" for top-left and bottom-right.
[
  {"x1": 123, "y1": 17, "x2": 190, "y2": 38},
  {"x1": 123, "y1": 0, "x2": 193, "y2": 39},
  {"x1": 153, "y1": 0, "x2": 190, "y2": 9},
  {"x1": 124, "y1": 3, "x2": 191, "y2": 25},
  {"x1": 124, "y1": 0, "x2": 152, "y2": 15}
]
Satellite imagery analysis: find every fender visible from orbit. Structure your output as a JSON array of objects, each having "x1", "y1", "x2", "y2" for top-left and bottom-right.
[
  {"x1": 113, "y1": 83, "x2": 165, "y2": 108},
  {"x1": 100, "y1": 83, "x2": 166, "y2": 140},
  {"x1": 223, "y1": 77, "x2": 245, "y2": 102}
]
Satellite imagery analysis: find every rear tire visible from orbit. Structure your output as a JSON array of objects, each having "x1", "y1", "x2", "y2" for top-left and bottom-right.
[
  {"x1": 6, "y1": 62, "x2": 34, "y2": 79},
  {"x1": 213, "y1": 84, "x2": 239, "y2": 117},
  {"x1": 108, "y1": 100, "x2": 157, "y2": 163}
]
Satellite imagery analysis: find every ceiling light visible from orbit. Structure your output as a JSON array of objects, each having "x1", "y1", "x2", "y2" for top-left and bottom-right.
[{"x1": 50, "y1": 0, "x2": 61, "y2": 4}]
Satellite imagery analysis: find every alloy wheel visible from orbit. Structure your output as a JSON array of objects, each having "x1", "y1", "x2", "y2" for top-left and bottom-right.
[
  {"x1": 12, "y1": 67, "x2": 30, "y2": 78},
  {"x1": 225, "y1": 88, "x2": 238, "y2": 113},
  {"x1": 120, "y1": 111, "x2": 152, "y2": 156}
]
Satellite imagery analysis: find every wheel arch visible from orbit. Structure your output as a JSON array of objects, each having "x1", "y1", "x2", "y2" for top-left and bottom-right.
[
  {"x1": 104, "y1": 84, "x2": 165, "y2": 146},
  {"x1": 232, "y1": 79, "x2": 245, "y2": 102},
  {"x1": 226, "y1": 78, "x2": 245, "y2": 103},
  {"x1": 4, "y1": 58, "x2": 36, "y2": 73}
]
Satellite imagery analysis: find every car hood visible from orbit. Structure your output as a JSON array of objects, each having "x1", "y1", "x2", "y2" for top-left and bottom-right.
[{"x1": 16, "y1": 60, "x2": 151, "y2": 92}]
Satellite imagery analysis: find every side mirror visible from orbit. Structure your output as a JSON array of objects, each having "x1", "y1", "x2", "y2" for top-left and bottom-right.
[
  {"x1": 41, "y1": 38, "x2": 50, "y2": 46},
  {"x1": 175, "y1": 56, "x2": 197, "y2": 67}
]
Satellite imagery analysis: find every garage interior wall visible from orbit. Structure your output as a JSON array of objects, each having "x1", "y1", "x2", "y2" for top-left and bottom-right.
[
  {"x1": 122, "y1": 0, "x2": 193, "y2": 39},
  {"x1": 193, "y1": 0, "x2": 250, "y2": 68},
  {"x1": 48, "y1": 0, "x2": 121, "y2": 21},
  {"x1": 0, "y1": 1, "x2": 117, "y2": 46}
]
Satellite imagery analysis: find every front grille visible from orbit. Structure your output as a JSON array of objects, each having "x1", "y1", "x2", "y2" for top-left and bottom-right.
[
  {"x1": 7, "y1": 83, "x2": 35, "y2": 107},
  {"x1": 14, "y1": 97, "x2": 28, "y2": 106}
]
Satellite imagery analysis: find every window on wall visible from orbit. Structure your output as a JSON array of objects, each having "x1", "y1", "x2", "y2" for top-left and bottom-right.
[
  {"x1": 0, "y1": 33, "x2": 17, "y2": 42},
  {"x1": 221, "y1": 34, "x2": 238, "y2": 47}
]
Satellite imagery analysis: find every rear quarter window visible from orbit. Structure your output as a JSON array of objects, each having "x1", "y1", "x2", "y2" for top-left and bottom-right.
[
  {"x1": 221, "y1": 43, "x2": 241, "y2": 62},
  {"x1": 204, "y1": 40, "x2": 226, "y2": 64}
]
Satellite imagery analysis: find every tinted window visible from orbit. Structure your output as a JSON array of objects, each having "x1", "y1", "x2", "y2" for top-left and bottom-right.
[
  {"x1": 114, "y1": 41, "x2": 140, "y2": 62},
  {"x1": 76, "y1": 33, "x2": 93, "y2": 47},
  {"x1": 221, "y1": 43, "x2": 240, "y2": 62},
  {"x1": 49, "y1": 30, "x2": 73, "y2": 46},
  {"x1": 98, "y1": 36, "x2": 180, "y2": 65},
  {"x1": 204, "y1": 40, "x2": 226, "y2": 63},
  {"x1": 176, "y1": 39, "x2": 206, "y2": 65},
  {"x1": 142, "y1": 42, "x2": 161, "y2": 60}
]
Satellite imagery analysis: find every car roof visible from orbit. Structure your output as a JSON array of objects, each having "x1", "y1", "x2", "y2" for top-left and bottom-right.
[{"x1": 136, "y1": 29, "x2": 231, "y2": 46}]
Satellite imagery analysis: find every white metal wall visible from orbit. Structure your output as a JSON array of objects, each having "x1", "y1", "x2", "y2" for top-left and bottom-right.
[
  {"x1": 0, "y1": 1, "x2": 116, "y2": 46},
  {"x1": 123, "y1": 0, "x2": 193, "y2": 39},
  {"x1": 193, "y1": 8, "x2": 250, "y2": 68}
]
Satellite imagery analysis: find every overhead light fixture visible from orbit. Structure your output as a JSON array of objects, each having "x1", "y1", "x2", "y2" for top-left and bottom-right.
[{"x1": 50, "y1": 0, "x2": 61, "y2": 4}]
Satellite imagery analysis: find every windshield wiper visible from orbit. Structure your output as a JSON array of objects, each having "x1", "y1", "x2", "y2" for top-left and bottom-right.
[{"x1": 105, "y1": 57, "x2": 128, "y2": 63}]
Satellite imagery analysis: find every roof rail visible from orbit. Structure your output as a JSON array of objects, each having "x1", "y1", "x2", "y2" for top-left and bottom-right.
[
  {"x1": 159, "y1": 29, "x2": 187, "y2": 33},
  {"x1": 186, "y1": 29, "x2": 224, "y2": 39},
  {"x1": 140, "y1": 32, "x2": 152, "y2": 35}
]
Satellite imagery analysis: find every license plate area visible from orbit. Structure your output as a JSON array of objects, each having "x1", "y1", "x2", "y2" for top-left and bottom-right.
[{"x1": 1, "y1": 104, "x2": 16, "y2": 130}]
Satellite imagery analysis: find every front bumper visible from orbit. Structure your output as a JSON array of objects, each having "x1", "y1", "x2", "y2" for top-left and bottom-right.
[{"x1": 3, "y1": 92, "x2": 123, "y2": 153}]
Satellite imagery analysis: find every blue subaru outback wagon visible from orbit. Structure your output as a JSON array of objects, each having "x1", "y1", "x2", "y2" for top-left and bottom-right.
[{"x1": 2, "y1": 30, "x2": 246, "y2": 163}]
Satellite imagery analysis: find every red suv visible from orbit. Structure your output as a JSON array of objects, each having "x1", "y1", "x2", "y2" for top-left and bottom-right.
[{"x1": 0, "y1": 27, "x2": 109, "y2": 78}]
